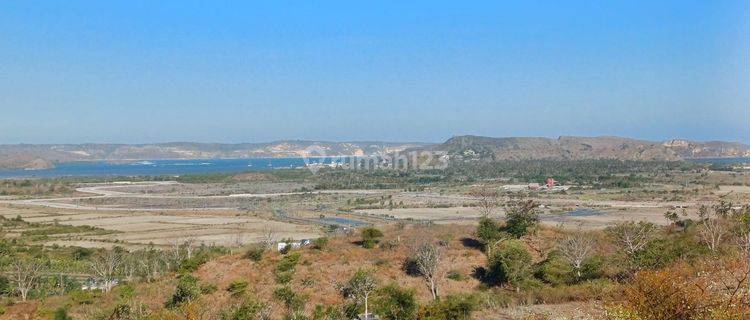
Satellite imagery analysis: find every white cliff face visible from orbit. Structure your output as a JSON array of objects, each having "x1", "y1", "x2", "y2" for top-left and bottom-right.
[{"x1": 662, "y1": 139, "x2": 692, "y2": 148}]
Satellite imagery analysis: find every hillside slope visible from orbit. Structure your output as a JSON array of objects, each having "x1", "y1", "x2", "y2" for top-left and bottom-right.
[{"x1": 431, "y1": 135, "x2": 750, "y2": 161}]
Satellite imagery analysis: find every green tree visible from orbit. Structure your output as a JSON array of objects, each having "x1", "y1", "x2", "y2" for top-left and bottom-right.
[
  {"x1": 504, "y1": 200, "x2": 539, "y2": 238},
  {"x1": 486, "y1": 239, "x2": 533, "y2": 291}
]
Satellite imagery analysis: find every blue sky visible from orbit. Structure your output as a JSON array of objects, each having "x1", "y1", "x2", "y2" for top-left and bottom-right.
[{"x1": 1, "y1": 1, "x2": 748, "y2": 144}]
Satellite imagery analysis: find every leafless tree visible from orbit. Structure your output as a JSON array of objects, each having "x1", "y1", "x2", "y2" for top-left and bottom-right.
[
  {"x1": 698, "y1": 204, "x2": 731, "y2": 253},
  {"x1": 181, "y1": 237, "x2": 197, "y2": 259},
  {"x1": 136, "y1": 248, "x2": 164, "y2": 282},
  {"x1": 10, "y1": 258, "x2": 43, "y2": 301},
  {"x1": 260, "y1": 227, "x2": 276, "y2": 250},
  {"x1": 90, "y1": 250, "x2": 122, "y2": 292},
  {"x1": 735, "y1": 231, "x2": 750, "y2": 255},
  {"x1": 471, "y1": 188, "x2": 499, "y2": 217},
  {"x1": 558, "y1": 230, "x2": 596, "y2": 278},
  {"x1": 234, "y1": 232, "x2": 244, "y2": 247},
  {"x1": 606, "y1": 221, "x2": 657, "y2": 256},
  {"x1": 411, "y1": 240, "x2": 443, "y2": 299}
]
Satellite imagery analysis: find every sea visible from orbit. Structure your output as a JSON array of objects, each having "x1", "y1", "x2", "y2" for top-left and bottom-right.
[
  {"x1": 0, "y1": 158, "x2": 340, "y2": 179},
  {"x1": 1, "y1": 157, "x2": 748, "y2": 179}
]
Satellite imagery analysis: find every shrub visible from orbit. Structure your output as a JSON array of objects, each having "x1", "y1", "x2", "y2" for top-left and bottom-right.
[
  {"x1": 227, "y1": 280, "x2": 249, "y2": 297},
  {"x1": 201, "y1": 282, "x2": 218, "y2": 294},
  {"x1": 579, "y1": 255, "x2": 605, "y2": 281},
  {"x1": 244, "y1": 246, "x2": 265, "y2": 262},
  {"x1": 312, "y1": 237, "x2": 329, "y2": 250},
  {"x1": 536, "y1": 254, "x2": 573, "y2": 286},
  {"x1": 632, "y1": 233, "x2": 707, "y2": 270},
  {"x1": 109, "y1": 303, "x2": 133, "y2": 320},
  {"x1": 361, "y1": 227, "x2": 384, "y2": 249},
  {"x1": 312, "y1": 304, "x2": 345, "y2": 320},
  {"x1": 486, "y1": 239, "x2": 533, "y2": 290},
  {"x1": 475, "y1": 217, "x2": 502, "y2": 245},
  {"x1": 528, "y1": 279, "x2": 617, "y2": 304},
  {"x1": 178, "y1": 254, "x2": 209, "y2": 273},
  {"x1": 619, "y1": 258, "x2": 750, "y2": 320},
  {"x1": 166, "y1": 275, "x2": 201, "y2": 308},
  {"x1": 276, "y1": 252, "x2": 302, "y2": 273},
  {"x1": 418, "y1": 294, "x2": 477, "y2": 320},
  {"x1": 54, "y1": 308, "x2": 72, "y2": 320},
  {"x1": 373, "y1": 283, "x2": 418, "y2": 320},
  {"x1": 446, "y1": 270, "x2": 466, "y2": 281},
  {"x1": 273, "y1": 286, "x2": 308, "y2": 311},
  {"x1": 276, "y1": 271, "x2": 294, "y2": 284},
  {"x1": 225, "y1": 298, "x2": 267, "y2": 320},
  {"x1": 69, "y1": 289, "x2": 96, "y2": 305}
]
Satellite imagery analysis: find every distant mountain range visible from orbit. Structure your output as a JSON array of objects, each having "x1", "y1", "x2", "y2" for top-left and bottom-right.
[
  {"x1": 427, "y1": 136, "x2": 750, "y2": 161},
  {"x1": 0, "y1": 136, "x2": 748, "y2": 170},
  {"x1": 0, "y1": 141, "x2": 427, "y2": 170}
]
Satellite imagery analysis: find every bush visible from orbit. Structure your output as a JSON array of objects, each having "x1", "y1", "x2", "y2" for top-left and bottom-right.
[
  {"x1": 178, "y1": 254, "x2": 210, "y2": 273},
  {"x1": 361, "y1": 227, "x2": 384, "y2": 249},
  {"x1": 311, "y1": 304, "x2": 345, "y2": 320},
  {"x1": 486, "y1": 240, "x2": 533, "y2": 289},
  {"x1": 273, "y1": 286, "x2": 308, "y2": 311},
  {"x1": 418, "y1": 294, "x2": 477, "y2": 320},
  {"x1": 227, "y1": 280, "x2": 249, "y2": 297},
  {"x1": 475, "y1": 217, "x2": 502, "y2": 245},
  {"x1": 225, "y1": 298, "x2": 267, "y2": 320},
  {"x1": 244, "y1": 246, "x2": 265, "y2": 262},
  {"x1": 632, "y1": 233, "x2": 707, "y2": 270},
  {"x1": 536, "y1": 253, "x2": 573, "y2": 286},
  {"x1": 276, "y1": 271, "x2": 294, "y2": 284},
  {"x1": 69, "y1": 289, "x2": 96, "y2": 305},
  {"x1": 312, "y1": 237, "x2": 329, "y2": 250},
  {"x1": 528, "y1": 279, "x2": 618, "y2": 304},
  {"x1": 276, "y1": 252, "x2": 302, "y2": 273},
  {"x1": 373, "y1": 283, "x2": 418, "y2": 320},
  {"x1": 275, "y1": 252, "x2": 302, "y2": 284},
  {"x1": 54, "y1": 308, "x2": 72, "y2": 320},
  {"x1": 579, "y1": 255, "x2": 605, "y2": 281},
  {"x1": 201, "y1": 282, "x2": 218, "y2": 294},
  {"x1": 446, "y1": 270, "x2": 466, "y2": 281},
  {"x1": 166, "y1": 275, "x2": 201, "y2": 308}
]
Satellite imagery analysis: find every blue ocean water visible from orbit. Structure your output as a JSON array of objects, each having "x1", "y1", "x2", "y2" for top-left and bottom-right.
[{"x1": 0, "y1": 158, "x2": 336, "y2": 179}]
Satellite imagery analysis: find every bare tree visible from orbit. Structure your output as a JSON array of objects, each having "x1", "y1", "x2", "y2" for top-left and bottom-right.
[
  {"x1": 181, "y1": 236, "x2": 197, "y2": 259},
  {"x1": 136, "y1": 248, "x2": 164, "y2": 282},
  {"x1": 411, "y1": 240, "x2": 443, "y2": 299},
  {"x1": 260, "y1": 227, "x2": 276, "y2": 250},
  {"x1": 10, "y1": 258, "x2": 43, "y2": 301},
  {"x1": 558, "y1": 230, "x2": 596, "y2": 278},
  {"x1": 735, "y1": 230, "x2": 750, "y2": 255},
  {"x1": 471, "y1": 188, "x2": 499, "y2": 217},
  {"x1": 698, "y1": 204, "x2": 730, "y2": 253},
  {"x1": 606, "y1": 221, "x2": 657, "y2": 256},
  {"x1": 90, "y1": 250, "x2": 122, "y2": 292}
]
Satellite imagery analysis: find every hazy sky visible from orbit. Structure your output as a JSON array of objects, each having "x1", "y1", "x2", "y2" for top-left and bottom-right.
[{"x1": 1, "y1": 1, "x2": 749, "y2": 144}]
